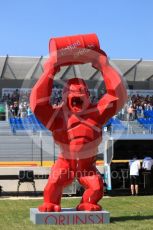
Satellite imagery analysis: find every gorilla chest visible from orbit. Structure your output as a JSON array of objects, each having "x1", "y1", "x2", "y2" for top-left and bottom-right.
[{"x1": 52, "y1": 114, "x2": 101, "y2": 143}]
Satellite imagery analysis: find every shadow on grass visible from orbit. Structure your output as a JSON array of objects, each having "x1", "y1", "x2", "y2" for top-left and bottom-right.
[{"x1": 111, "y1": 215, "x2": 153, "y2": 223}]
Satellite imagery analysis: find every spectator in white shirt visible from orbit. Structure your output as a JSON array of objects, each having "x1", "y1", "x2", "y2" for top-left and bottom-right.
[
  {"x1": 142, "y1": 156, "x2": 153, "y2": 193},
  {"x1": 142, "y1": 157, "x2": 153, "y2": 171},
  {"x1": 129, "y1": 156, "x2": 141, "y2": 195}
]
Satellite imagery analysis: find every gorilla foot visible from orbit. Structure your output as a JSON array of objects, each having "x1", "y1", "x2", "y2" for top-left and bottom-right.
[
  {"x1": 76, "y1": 202, "x2": 102, "y2": 211},
  {"x1": 38, "y1": 202, "x2": 61, "y2": 212}
]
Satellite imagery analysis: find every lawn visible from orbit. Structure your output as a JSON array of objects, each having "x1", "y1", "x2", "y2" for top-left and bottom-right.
[{"x1": 0, "y1": 196, "x2": 153, "y2": 230}]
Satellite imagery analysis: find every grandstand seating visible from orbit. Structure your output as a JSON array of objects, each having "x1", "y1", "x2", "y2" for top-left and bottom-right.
[
  {"x1": 9, "y1": 114, "x2": 47, "y2": 134},
  {"x1": 143, "y1": 110, "x2": 153, "y2": 118},
  {"x1": 137, "y1": 110, "x2": 153, "y2": 132},
  {"x1": 9, "y1": 115, "x2": 127, "y2": 134},
  {"x1": 9, "y1": 113, "x2": 153, "y2": 135},
  {"x1": 104, "y1": 117, "x2": 127, "y2": 132}
]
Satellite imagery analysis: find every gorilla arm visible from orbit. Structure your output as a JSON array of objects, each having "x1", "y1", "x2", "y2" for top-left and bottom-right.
[
  {"x1": 30, "y1": 57, "x2": 59, "y2": 128},
  {"x1": 96, "y1": 54, "x2": 128, "y2": 124}
]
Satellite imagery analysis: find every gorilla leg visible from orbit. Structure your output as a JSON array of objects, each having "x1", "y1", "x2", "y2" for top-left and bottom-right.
[
  {"x1": 39, "y1": 157, "x2": 74, "y2": 212},
  {"x1": 77, "y1": 173, "x2": 103, "y2": 211}
]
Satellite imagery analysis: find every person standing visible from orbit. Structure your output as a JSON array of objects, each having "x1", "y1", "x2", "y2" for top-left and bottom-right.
[
  {"x1": 127, "y1": 105, "x2": 134, "y2": 121},
  {"x1": 142, "y1": 157, "x2": 153, "y2": 171},
  {"x1": 142, "y1": 156, "x2": 153, "y2": 193},
  {"x1": 129, "y1": 156, "x2": 141, "y2": 195}
]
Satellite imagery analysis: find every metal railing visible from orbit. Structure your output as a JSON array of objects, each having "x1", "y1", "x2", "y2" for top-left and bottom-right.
[{"x1": 110, "y1": 123, "x2": 153, "y2": 135}]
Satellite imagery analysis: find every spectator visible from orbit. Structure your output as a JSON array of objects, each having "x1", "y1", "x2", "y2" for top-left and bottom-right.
[
  {"x1": 127, "y1": 105, "x2": 134, "y2": 121},
  {"x1": 142, "y1": 157, "x2": 153, "y2": 171},
  {"x1": 142, "y1": 156, "x2": 153, "y2": 194},
  {"x1": 19, "y1": 102, "x2": 27, "y2": 118},
  {"x1": 13, "y1": 101, "x2": 19, "y2": 117},
  {"x1": 129, "y1": 156, "x2": 141, "y2": 195},
  {"x1": 117, "y1": 94, "x2": 153, "y2": 121},
  {"x1": 27, "y1": 105, "x2": 32, "y2": 116},
  {"x1": 9, "y1": 105, "x2": 15, "y2": 117},
  {"x1": 2, "y1": 88, "x2": 153, "y2": 120}
]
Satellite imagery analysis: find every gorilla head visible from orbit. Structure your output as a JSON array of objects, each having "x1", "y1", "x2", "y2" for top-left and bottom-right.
[{"x1": 62, "y1": 78, "x2": 90, "y2": 113}]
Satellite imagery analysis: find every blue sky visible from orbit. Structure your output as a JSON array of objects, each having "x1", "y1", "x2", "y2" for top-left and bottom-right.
[{"x1": 0, "y1": 0, "x2": 153, "y2": 59}]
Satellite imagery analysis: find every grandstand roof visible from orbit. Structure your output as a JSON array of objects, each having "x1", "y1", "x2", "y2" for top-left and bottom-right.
[{"x1": 0, "y1": 56, "x2": 153, "y2": 82}]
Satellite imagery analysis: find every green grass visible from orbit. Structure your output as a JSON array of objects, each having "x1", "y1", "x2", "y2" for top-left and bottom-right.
[{"x1": 0, "y1": 196, "x2": 153, "y2": 230}]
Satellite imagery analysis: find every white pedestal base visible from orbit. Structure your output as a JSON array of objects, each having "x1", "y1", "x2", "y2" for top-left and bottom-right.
[{"x1": 30, "y1": 208, "x2": 110, "y2": 225}]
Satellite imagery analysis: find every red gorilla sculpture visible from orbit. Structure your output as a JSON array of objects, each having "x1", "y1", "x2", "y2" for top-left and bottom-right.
[{"x1": 30, "y1": 34, "x2": 127, "y2": 212}]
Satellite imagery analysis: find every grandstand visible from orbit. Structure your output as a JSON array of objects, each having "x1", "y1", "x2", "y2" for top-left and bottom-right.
[
  {"x1": 0, "y1": 55, "x2": 153, "y2": 194},
  {"x1": 9, "y1": 114, "x2": 48, "y2": 134},
  {"x1": 0, "y1": 56, "x2": 153, "y2": 96}
]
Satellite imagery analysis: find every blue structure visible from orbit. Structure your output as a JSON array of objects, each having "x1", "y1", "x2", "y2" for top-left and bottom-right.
[
  {"x1": 9, "y1": 115, "x2": 127, "y2": 134},
  {"x1": 143, "y1": 110, "x2": 153, "y2": 118},
  {"x1": 104, "y1": 117, "x2": 127, "y2": 132},
  {"x1": 9, "y1": 114, "x2": 47, "y2": 134},
  {"x1": 137, "y1": 110, "x2": 153, "y2": 132}
]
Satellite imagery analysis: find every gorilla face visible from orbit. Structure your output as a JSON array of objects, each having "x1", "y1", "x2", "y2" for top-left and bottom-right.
[{"x1": 62, "y1": 78, "x2": 90, "y2": 113}]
